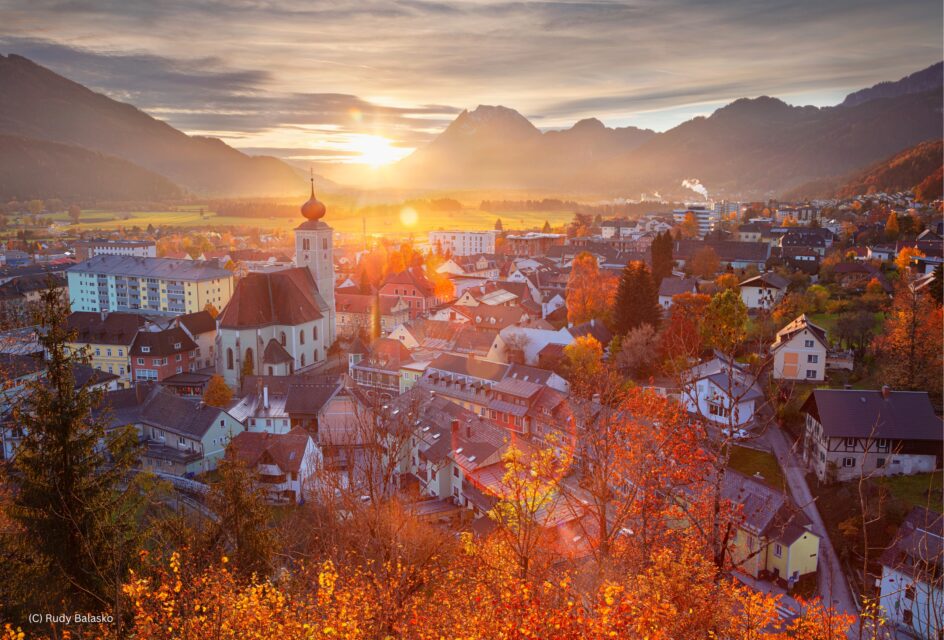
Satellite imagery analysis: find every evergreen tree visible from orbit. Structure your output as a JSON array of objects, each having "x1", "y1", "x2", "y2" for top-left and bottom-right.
[
  {"x1": 494, "y1": 218, "x2": 503, "y2": 231},
  {"x1": 650, "y1": 231, "x2": 674, "y2": 284},
  {"x1": 612, "y1": 261, "x2": 661, "y2": 336},
  {"x1": 542, "y1": 220, "x2": 551, "y2": 233},
  {"x1": 2, "y1": 287, "x2": 147, "y2": 615}
]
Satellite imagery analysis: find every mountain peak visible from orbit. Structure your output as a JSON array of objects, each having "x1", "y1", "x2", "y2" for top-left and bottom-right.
[
  {"x1": 841, "y1": 61, "x2": 943, "y2": 107},
  {"x1": 444, "y1": 105, "x2": 540, "y2": 139},
  {"x1": 571, "y1": 117, "x2": 606, "y2": 131}
]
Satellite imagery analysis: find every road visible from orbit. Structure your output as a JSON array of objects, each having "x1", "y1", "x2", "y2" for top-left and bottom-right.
[{"x1": 764, "y1": 426, "x2": 861, "y2": 627}]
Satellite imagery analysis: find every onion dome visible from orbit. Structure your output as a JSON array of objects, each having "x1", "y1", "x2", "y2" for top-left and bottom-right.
[{"x1": 301, "y1": 174, "x2": 326, "y2": 220}]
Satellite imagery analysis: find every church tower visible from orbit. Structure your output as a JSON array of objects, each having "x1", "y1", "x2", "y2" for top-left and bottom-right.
[{"x1": 295, "y1": 174, "x2": 336, "y2": 344}]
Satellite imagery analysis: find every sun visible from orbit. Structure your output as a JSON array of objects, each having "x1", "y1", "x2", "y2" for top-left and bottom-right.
[{"x1": 350, "y1": 134, "x2": 409, "y2": 167}]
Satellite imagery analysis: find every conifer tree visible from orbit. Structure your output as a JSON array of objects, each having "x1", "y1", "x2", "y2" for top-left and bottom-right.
[
  {"x1": 3, "y1": 286, "x2": 147, "y2": 615},
  {"x1": 650, "y1": 231, "x2": 674, "y2": 284},
  {"x1": 612, "y1": 261, "x2": 661, "y2": 336}
]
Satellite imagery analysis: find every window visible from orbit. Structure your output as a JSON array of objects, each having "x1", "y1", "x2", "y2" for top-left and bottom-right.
[
  {"x1": 844, "y1": 437, "x2": 856, "y2": 450},
  {"x1": 299, "y1": 330, "x2": 305, "y2": 345},
  {"x1": 842, "y1": 457, "x2": 856, "y2": 468},
  {"x1": 876, "y1": 438, "x2": 890, "y2": 452},
  {"x1": 300, "y1": 353, "x2": 306, "y2": 367},
  {"x1": 773, "y1": 543, "x2": 783, "y2": 558},
  {"x1": 807, "y1": 354, "x2": 818, "y2": 363},
  {"x1": 804, "y1": 339, "x2": 814, "y2": 348},
  {"x1": 173, "y1": 342, "x2": 181, "y2": 350},
  {"x1": 176, "y1": 354, "x2": 182, "y2": 362},
  {"x1": 902, "y1": 609, "x2": 913, "y2": 625},
  {"x1": 806, "y1": 369, "x2": 817, "y2": 378},
  {"x1": 136, "y1": 358, "x2": 144, "y2": 365},
  {"x1": 313, "y1": 325, "x2": 318, "y2": 341},
  {"x1": 141, "y1": 346, "x2": 150, "y2": 353},
  {"x1": 905, "y1": 584, "x2": 915, "y2": 600},
  {"x1": 452, "y1": 467, "x2": 459, "y2": 478},
  {"x1": 226, "y1": 348, "x2": 234, "y2": 370},
  {"x1": 95, "y1": 347, "x2": 101, "y2": 356},
  {"x1": 106, "y1": 348, "x2": 112, "y2": 357},
  {"x1": 876, "y1": 457, "x2": 886, "y2": 468},
  {"x1": 280, "y1": 331, "x2": 286, "y2": 346}
]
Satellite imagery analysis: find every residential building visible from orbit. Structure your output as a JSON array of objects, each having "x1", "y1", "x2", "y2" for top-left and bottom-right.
[
  {"x1": 770, "y1": 315, "x2": 828, "y2": 382},
  {"x1": 67, "y1": 255, "x2": 234, "y2": 315},
  {"x1": 129, "y1": 325, "x2": 198, "y2": 383},
  {"x1": 228, "y1": 428, "x2": 320, "y2": 504},
  {"x1": 681, "y1": 352, "x2": 762, "y2": 427},
  {"x1": 175, "y1": 310, "x2": 217, "y2": 369},
  {"x1": 349, "y1": 338, "x2": 414, "y2": 402},
  {"x1": 801, "y1": 388, "x2": 943, "y2": 483},
  {"x1": 66, "y1": 311, "x2": 147, "y2": 388},
  {"x1": 428, "y1": 230, "x2": 498, "y2": 256},
  {"x1": 74, "y1": 239, "x2": 156, "y2": 261},
  {"x1": 98, "y1": 384, "x2": 243, "y2": 475},
  {"x1": 724, "y1": 470, "x2": 820, "y2": 582},
  {"x1": 673, "y1": 205, "x2": 720, "y2": 237},
  {"x1": 878, "y1": 507, "x2": 944, "y2": 640},
  {"x1": 673, "y1": 240, "x2": 770, "y2": 270},
  {"x1": 504, "y1": 233, "x2": 565, "y2": 257},
  {"x1": 0, "y1": 272, "x2": 68, "y2": 326},
  {"x1": 739, "y1": 272, "x2": 790, "y2": 310},
  {"x1": 657, "y1": 276, "x2": 698, "y2": 311},
  {"x1": 227, "y1": 374, "x2": 338, "y2": 434},
  {"x1": 379, "y1": 267, "x2": 444, "y2": 320},
  {"x1": 436, "y1": 254, "x2": 501, "y2": 279},
  {"x1": 335, "y1": 291, "x2": 409, "y2": 338}
]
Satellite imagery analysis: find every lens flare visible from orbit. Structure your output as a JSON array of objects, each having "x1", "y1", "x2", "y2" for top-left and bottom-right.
[{"x1": 399, "y1": 207, "x2": 418, "y2": 226}]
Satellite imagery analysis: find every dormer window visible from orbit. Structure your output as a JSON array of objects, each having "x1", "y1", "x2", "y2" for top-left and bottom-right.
[
  {"x1": 141, "y1": 346, "x2": 150, "y2": 353},
  {"x1": 173, "y1": 342, "x2": 181, "y2": 350}
]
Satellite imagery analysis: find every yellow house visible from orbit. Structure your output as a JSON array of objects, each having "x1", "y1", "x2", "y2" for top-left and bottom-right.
[
  {"x1": 725, "y1": 470, "x2": 820, "y2": 583},
  {"x1": 66, "y1": 312, "x2": 147, "y2": 389}
]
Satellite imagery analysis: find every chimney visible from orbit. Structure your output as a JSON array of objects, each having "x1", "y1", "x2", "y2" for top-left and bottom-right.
[
  {"x1": 466, "y1": 422, "x2": 472, "y2": 438},
  {"x1": 451, "y1": 419, "x2": 460, "y2": 437},
  {"x1": 881, "y1": 385, "x2": 890, "y2": 399},
  {"x1": 263, "y1": 385, "x2": 269, "y2": 409},
  {"x1": 590, "y1": 318, "x2": 595, "y2": 327},
  {"x1": 592, "y1": 393, "x2": 601, "y2": 403}
]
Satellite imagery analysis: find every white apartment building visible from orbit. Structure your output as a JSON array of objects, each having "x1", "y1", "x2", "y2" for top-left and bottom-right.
[
  {"x1": 672, "y1": 206, "x2": 720, "y2": 237},
  {"x1": 75, "y1": 239, "x2": 157, "y2": 261},
  {"x1": 428, "y1": 230, "x2": 498, "y2": 256}
]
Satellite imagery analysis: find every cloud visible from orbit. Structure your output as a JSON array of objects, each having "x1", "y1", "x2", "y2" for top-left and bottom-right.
[{"x1": 0, "y1": 0, "x2": 940, "y2": 158}]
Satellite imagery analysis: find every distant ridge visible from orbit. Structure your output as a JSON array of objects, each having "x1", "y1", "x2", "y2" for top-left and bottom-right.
[
  {"x1": 0, "y1": 54, "x2": 306, "y2": 198},
  {"x1": 841, "y1": 61, "x2": 943, "y2": 108}
]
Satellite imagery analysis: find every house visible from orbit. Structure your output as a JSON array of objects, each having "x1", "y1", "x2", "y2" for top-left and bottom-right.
[
  {"x1": 658, "y1": 276, "x2": 698, "y2": 311},
  {"x1": 216, "y1": 268, "x2": 330, "y2": 387},
  {"x1": 175, "y1": 310, "x2": 217, "y2": 370},
  {"x1": 349, "y1": 338, "x2": 413, "y2": 402},
  {"x1": 674, "y1": 240, "x2": 770, "y2": 270},
  {"x1": 335, "y1": 291, "x2": 409, "y2": 338},
  {"x1": 129, "y1": 325, "x2": 198, "y2": 383},
  {"x1": 724, "y1": 470, "x2": 820, "y2": 582},
  {"x1": 98, "y1": 384, "x2": 244, "y2": 475},
  {"x1": 436, "y1": 254, "x2": 500, "y2": 279},
  {"x1": 379, "y1": 267, "x2": 442, "y2": 320},
  {"x1": 770, "y1": 315, "x2": 828, "y2": 382},
  {"x1": 681, "y1": 352, "x2": 762, "y2": 427},
  {"x1": 0, "y1": 272, "x2": 68, "y2": 326},
  {"x1": 801, "y1": 388, "x2": 943, "y2": 483},
  {"x1": 499, "y1": 325, "x2": 575, "y2": 366},
  {"x1": 878, "y1": 507, "x2": 944, "y2": 640},
  {"x1": 832, "y1": 262, "x2": 893, "y2": 294},
  {"x1": 567, "y1": 319, "x2": 613, "y2": 349},
  {"x1": 228, "y1": 428, "x2": 320, "y2": 504},
  {"x1": 67, "y1": 311, "x2": 147, "y2": 388},
  {"x1": 739, "y1": 272, "x2": 790, "y2": 310}
]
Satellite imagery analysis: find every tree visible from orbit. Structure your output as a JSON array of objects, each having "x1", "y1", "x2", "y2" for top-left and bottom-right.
[
  {"x1": 612, "y1": 261, "x2": 660, "y2": 335},
  {"x1": 884, "y1": 212, "x2": 900, "y2": 240},
  {"x1": 566, "y1": 252, "x2": 610, "y2": 325},
  {"x1": 873, "y1": 286, "x2": 943, "y2": 396},
  {"x1": 894, "y1": 246, "x2": 925, "y2": 272},
  {"x1": 203, "y1": 375, "x2": 233, "y2": 407},
  {"x1": 690, "y1": 246, "x2": 720, "y2": 278},
  {"x1": 1, "y1": 287, "x2": 147, "y2": 618},
  {"x1": 563, "y1": 335, "x2": 603, "y2": 382},
  {"x1": 660, "y1": 292, "x2": 711, "y2": 362},
  {"x1": 714, "y1": 273, "x2": 739, "y2": 291},
  {"x1": 616, "y1": 323, "x2": 659, "y2": 377},
  {"x1": 359, "y1": 270, "x2": 371, "y2": 294},
  {"x1": 203, "y1": 302, "x2": 219, "y2": 318},
  {"x1": 542, "y1": 220, "x2": 551, "y2": 233},
  {"x1": 27, "y1": 199, "x2": 43, "y2": 215},
  {"x1": 929, "y1": 264, "x2": 943, "y2": 304},
  {"x1": 702, "y1": 289, "x2": 748, "y2": 354},
  {"x1": 494, "y1": 218, "x2": 503, "y2": 231},
  {"x1": 68, "y1": 204, "x2": 81, "y2": 225},
  {"x1": 679, "y1": 212, "x2": 699, "y2": 238},
  {"x1": 650, "y1": 231, "x2": 674, "y2": 284}
]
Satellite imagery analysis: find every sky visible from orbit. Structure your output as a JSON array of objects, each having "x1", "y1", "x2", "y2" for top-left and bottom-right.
[{"x1": 1, "y1": 0, "x2": 941, "y2": 166}]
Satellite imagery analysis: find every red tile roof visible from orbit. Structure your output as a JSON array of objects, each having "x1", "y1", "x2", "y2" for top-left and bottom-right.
[{"x1": 219, "y1": 268, "x2": 324, "y2": 329}]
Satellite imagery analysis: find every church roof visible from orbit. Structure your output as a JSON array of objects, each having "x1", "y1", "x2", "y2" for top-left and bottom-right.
[{"x1": 219, "y1": 268, "x2": 325, "y2": 329}]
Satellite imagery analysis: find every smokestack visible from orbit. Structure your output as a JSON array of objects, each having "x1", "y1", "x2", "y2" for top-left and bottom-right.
[
  {"x1": 451, "y1": 419, "x2": 460, "y2": 437},
  {"x1": 263, "y1": 385, "x2": 269, "y2": 409},
  {"x1": 881, "y1": 385, "x2": 890, "y2": 399}
]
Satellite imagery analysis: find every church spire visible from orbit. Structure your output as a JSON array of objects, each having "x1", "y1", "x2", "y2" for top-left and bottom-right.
[{"x1": 300, "y1": 167, "x2": 326, "y2": 220}]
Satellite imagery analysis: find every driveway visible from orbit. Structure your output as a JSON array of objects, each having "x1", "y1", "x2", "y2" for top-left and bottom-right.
[{"x1": 763, "y1": 426, "x2": 860, "y2": 627}]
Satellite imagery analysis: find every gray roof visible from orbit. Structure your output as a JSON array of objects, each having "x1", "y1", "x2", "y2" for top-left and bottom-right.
[
  {"x1": 98, "y1": 384, "x2": 229, "y2": 440},
  {"x1": 804, "y1": 389, "x2": 943, "y2": 440},
  {"x1": 68, "y1": 255, "x2": 231, "y2": 280},
  {"x1": 658, "y1": 276, "x2": 698, "y2": 298},
  {"x1": 879, "y1": 506, "x2": 943, "y2": 584},
  {"x1": 740, "y1": 272, "x2": 790, "y2": 290},
  {"x1": 722, "y1": 470, "x2": 812, "y2": 544}
]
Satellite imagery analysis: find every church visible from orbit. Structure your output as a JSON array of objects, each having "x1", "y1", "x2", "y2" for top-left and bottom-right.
[{"x1": 215, "y1": 180, "x2": 337, "y2": 387}]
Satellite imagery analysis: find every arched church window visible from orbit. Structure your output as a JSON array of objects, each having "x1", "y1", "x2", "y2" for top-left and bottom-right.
[
  {"x1": 299, "y1": 330, "x2": 305, "y2": 345},
  {"x1": 279, "y1": 331, "x2": 286, "y2": 346},
  {"x1": 226, "y1": 348, "x2": 234, "y2": 370}
]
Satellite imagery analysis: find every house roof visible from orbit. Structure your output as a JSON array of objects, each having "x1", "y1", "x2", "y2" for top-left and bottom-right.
[
  {"x1": 382, "y1": 267, "x2": 434, "y2": 297},
  {"x1": 722, "y1": 470, "x2": 812, "y2": 544},
  {"x1": 740, "y1": 272, "x2": 790, "y2": 290},
  {"x1": 262, "y1": 338, "x2": 294, "y2": 365},
  {"x1": 658, "y1": 276, "x2": 698, "y2": 298},
  {"x1": 177, "y1": 310, "x2": 216, "y2": 335},
  {"x1": 803, "y1": 389, "x2": 943, "y2": 441},
  {"x1": 68, "y1": 255, "x2": 231, "y2": 280},
  {"x1": 878, "y1": 506, "x2": 943, "y2": 584},
  {"x1": 0, "y1": 272, "x2": 67, "y2": 301},
  {"x1": 67, "y1": 311, "x2": 146, "y2": 346},
  {"x1": 98, "y1": 384, "x2": 228, "y2": 440},
  {"x1": 219, "y1": 268, "x2": 325, "y2": 329},
  {"x1": 674, "y1": 240, "x2": 770, "y2": 263},
  {"x1": 229, "y1": 427, "x2": 313, "y2": 474},
  {"x1": 426, "y1": 352, "x2": 508, "y2": 382},
  {"x1": 568, "y1": 320, "x2": 613, "y2": 346},
  {"x1": 130, "y1": 326, "x2": 197, "y2": 357},
  {"x1": 771, "y1": 314, "x2": 828, "y2": 351}
]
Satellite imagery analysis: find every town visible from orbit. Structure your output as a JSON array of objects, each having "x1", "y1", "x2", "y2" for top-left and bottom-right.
[{"x1": 0, "y1": 177, "x2": 940, "y2": 638}]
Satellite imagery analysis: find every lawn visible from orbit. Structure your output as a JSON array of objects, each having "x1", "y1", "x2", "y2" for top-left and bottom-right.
[
  {"x1": 881, "y1": 471, "x2": 943, "y2": 511},
  {"x1": 727, "y1": 444, "x2": 785, "y2": 489},
  {"x1": 807, "y1": 311, "x2": 884, "y2": 343}
]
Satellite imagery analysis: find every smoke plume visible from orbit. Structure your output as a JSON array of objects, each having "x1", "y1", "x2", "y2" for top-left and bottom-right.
[{"x1": 681, "y1": 179, "x2": 709, "y2": 200}]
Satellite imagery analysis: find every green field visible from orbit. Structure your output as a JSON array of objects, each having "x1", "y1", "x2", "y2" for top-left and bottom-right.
[
  {"x1": 807, "y1": 311, "x2": 885, "y2": 343},
  {"x1": 728, "y1": 444, "x2": 786, "y2": 489}
]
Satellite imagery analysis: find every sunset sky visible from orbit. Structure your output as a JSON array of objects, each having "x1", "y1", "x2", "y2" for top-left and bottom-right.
[{"x1": 1, "y1": 0, "x2": 941, "y2": 166}]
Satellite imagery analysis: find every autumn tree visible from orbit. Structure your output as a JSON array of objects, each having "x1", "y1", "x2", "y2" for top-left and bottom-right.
[
  {"x1": 68, "y1": 204, "x2": 81, "y2": 224},
  {"x1": 701, "y1": 288, "x2": 748, "y2": 354},
  {"x1": 884, "y1": 211, "x2": 900, "y2": 240},
  {"x1": 894, "y1": 246, "x2": 925, "y2": 272},
  {"x1": 1, "y1": 287, "x2": 148, "y2": 619},
  {"x1": 679, "y1": 211, "x2": 699, "y2": 238},
  {"x1": 690, "y1": 246, "x2": 721, "y2": 278},
  {"x1": 616, "y1": 323, "x2": 659, "y2": 377},
  {"x1": 660, "y1": 292, "x2": 711, "y2": 363},
  {"x1": 612, "y1": 260, "x2": 660, "y2": 335},
  {"x1": 714, "y1": 272, "x2": 739, "y2": 291},
  {"x1": 203, "y1": 374, "x2": 233, "y2": 407},
  {"x1": 873, "y1": 285, "x2": 943, "y2": 397},
  {"x1": 566, "y1": 251, "x2": 610, "y2": 325},
  {"x1": 203, "y1": 302, "x2": 219, "y2": 318},
  {"x1": 563, "y1": 334, "x2": 604, "y2": 383}
]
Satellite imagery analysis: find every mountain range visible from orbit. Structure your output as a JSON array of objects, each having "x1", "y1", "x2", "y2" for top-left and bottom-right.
[
  {"x1": 392, "y1": 62, "x2": 943, "y2": 198},
  {"x1": 0, "y1": 53, "x2": 941, "y2": 201},
  {"x1": 0, "y1": 54, "x2": 305, "y2": 200}
]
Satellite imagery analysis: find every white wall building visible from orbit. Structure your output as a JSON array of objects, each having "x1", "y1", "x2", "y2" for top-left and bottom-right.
[{"x1": 428, "y1": 230, "x2": 499, "y2": 256}]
